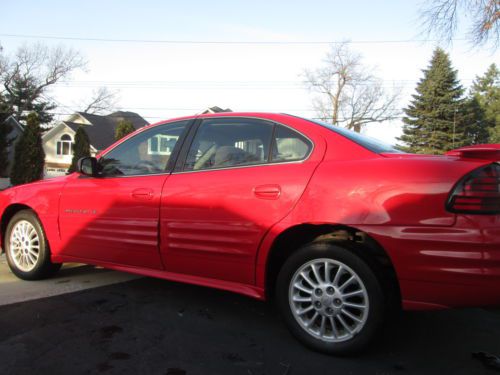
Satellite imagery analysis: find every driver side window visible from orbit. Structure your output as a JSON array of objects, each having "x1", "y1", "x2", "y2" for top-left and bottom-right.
[{"x1": 99, "y1": 121, "x2": 188, "y2": 177}]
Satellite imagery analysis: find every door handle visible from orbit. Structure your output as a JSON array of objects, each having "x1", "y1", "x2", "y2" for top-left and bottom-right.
[
  {"x1": 131, "y1": 188, "x2": 154, "y2": 200},
  {"x1": 253, "y1": 184, "x2": 281, "y2": 200}
]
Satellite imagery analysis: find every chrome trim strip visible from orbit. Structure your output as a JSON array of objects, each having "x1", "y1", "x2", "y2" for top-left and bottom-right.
[{"x1": 172, "y1": 159, "x2": 309, "y2": 175}]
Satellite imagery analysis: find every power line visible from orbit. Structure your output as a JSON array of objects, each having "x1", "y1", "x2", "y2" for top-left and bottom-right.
[
  {"x1": 51, "y1": 79, "x2": 474, "y2": 90},
  {"x1": 46, "y1": 111, "x2": 406, "y2": 122},
  {"x1": 47, "y1": 111, "x2": 165, "y2": 120},
  {"x1": 59, "y1": 79, "x2": 474, "y2": 84},
  {"x1": 0, "y1": 33, "x2": 461, "y2": 45},
  {"x1": 52, "y1": 106, "x2": 404, "y2": 113}
]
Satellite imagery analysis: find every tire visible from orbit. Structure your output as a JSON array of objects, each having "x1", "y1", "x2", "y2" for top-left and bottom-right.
[
  {"x1": 5, "y1": 209, "x2": 61, "y2": 280},
  {"x1": 276, "y1": 242, "x2": 386, "y2": 355}
]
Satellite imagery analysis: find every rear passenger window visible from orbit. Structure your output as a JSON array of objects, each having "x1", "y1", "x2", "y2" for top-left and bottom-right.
[
  {"x1": 184, "y1": 118, "x2": 273, "y2": 171},
  {"x1": 271, "y1": 125, "x2": 312, "y2": 162}
]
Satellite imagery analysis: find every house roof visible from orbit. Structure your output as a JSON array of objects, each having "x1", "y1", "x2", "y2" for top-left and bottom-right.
[
  {"x1": 1, "y1": 115, "x2": 24, "y2": 133},
  {"x1": 200, "y1": 106, "x2": 233, "y2": 114},
  {"x1": 64, "y1": 111, "x2": 149, "y2": 151}
]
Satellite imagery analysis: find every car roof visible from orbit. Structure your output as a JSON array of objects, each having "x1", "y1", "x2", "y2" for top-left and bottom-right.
[{"x1": 146, "y1": 112, "x2": 288, "y2": 128}]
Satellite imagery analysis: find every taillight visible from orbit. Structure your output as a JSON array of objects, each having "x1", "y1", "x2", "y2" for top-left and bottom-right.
[{"x1": 447, "y1": 163, "x2": 500, "y2": 214}]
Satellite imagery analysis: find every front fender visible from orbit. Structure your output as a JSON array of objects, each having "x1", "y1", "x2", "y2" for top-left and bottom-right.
[
  {"x1": 0, "y1": 175, "x2": 71, "y2": 255},
  {"x1": 0, "y1": 189, "x2": 16, "y2": 252}
]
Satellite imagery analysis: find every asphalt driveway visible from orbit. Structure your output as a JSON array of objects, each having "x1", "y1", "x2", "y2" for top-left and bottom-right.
[
  {"x1": 0, "y1": 267, "x2": 499, "y2": 375},
  {"x1": 0, "y1": 255, "x2": 140, "y2": 306}
]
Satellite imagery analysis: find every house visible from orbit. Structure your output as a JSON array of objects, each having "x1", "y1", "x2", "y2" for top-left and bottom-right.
[
  {"x1": 42, "y1": 111, "x2": 148, "y2": 177},
  {"x1": 0, "y1": 115, "x2": 24, "y2": 177},
  {"x1": 199, "y1": 106, "x2": 232, "y2": 114}
]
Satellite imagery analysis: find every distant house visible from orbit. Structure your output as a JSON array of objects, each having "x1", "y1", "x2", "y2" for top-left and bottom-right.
[
  {"x1": 0, "y1": 115, "x2": 24, "y2": 177},
  {"x1": 200, "y1": 106, "x2": 232, "y2": 114},
  {"x1": 42, "y1": 111, "x2": 149, "y2": 178}
]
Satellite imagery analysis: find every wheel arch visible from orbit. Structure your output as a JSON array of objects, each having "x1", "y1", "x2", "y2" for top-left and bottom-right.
[
  {"x1": 1, "y1": 203, "x2": 35, "y2": 252},
  {"x1": 263, "y1": 223, "x2": 401, "y2": 309}
]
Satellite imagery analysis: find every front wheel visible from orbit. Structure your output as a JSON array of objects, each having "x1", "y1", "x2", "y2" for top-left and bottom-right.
[
  {"x1": 5, "y1": 209, "x2": 61, "y2": 280},
  {"x1": 276, "y1": 242, "x2": 386, "y2": 355}
]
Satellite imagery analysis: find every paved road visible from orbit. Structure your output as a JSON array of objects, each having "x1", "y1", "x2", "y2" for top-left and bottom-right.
[
  {"x1": 0, "y1": 255, "x2": 140, "y2": 306},
  {"x1": 0, "y1": 273, "x2": 499, "y2": 375}
]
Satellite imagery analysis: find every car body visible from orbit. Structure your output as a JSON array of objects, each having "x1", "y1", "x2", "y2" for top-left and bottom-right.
[{"x1": 1, "y1": 112, "x2": 499, "y2": 353}]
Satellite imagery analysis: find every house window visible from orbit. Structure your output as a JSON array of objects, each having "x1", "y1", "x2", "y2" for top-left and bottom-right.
[
  {"x1": 148, "y1": 134, "x2": 179, "y2": 155},
  {"x1": 57, "y1": 134, "x2": 73, "y2": 156}
]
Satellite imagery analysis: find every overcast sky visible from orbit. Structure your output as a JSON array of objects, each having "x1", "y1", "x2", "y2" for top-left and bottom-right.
[{"x1": 1, "y1": 0, "x2": 498, "y2": 144}]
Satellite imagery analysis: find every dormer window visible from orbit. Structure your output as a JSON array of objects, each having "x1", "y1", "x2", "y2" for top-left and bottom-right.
[{"x1": 57, "y1": 134, "x2": 73, "y2": 156}]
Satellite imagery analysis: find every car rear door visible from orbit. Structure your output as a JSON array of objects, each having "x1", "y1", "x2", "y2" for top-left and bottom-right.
[
  {"x1": 58, "y1": 120, "x2": 191, "y2": 269},
  {"x1": 159, "y1": 117, "x2": 326, "y2": 284}
]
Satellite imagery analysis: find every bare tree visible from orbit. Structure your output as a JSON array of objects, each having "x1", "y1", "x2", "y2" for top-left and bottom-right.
[
  {"x1": 81, "y1": 87, "x2": 119, "y2": 114},
  {"x1": 304, "y1": 43, "x2": 400, "y2": 132},
  {"x1": 419, "y1": 0, "x2": 499, "y2": 48},
  {"x1": 0, "y1": 45, "x2": 7, "y2": 77},
  {"x1": 0, "y1": 43, "x2": 87, "y2": 122}
]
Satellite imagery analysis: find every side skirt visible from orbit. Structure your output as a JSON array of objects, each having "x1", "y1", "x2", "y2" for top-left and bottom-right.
[{"x1": 54, "y1": 255, "x2": 266, "y2": 300}]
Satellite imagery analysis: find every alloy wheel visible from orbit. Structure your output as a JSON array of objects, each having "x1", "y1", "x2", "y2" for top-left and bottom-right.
[
  {"x1": 289, "y1": 258, "x2": 370, "y2": 343},
  {"x1": 9, "y1": 220, "x2": 41, "y2": 272}
]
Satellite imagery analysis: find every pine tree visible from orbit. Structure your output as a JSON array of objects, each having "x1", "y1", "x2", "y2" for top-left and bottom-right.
[
  {"x1": 398, "y1": 48, "x2": 465, "y2": 154},
  {"x1": 115, "y1": 120, "x2": 136, "y2": 141},
  {"x1": 0, "y1": 113, "x2": 11, "y2": 177},
  {"x1": 462, "y1": 96, "x2": 489, "y2": 145},
  {"x1": 10, "y1": 112, "x2": 45, "y2": 185},
  {"x1": 3, "y1": 76, "x2": 56, "y2": 125},
  {"x1": 68, "y1": 126, "x2": 91, "y2": 173},
  {"x1": 469, "y1": 64, "x2": 500, "y2": 143}
]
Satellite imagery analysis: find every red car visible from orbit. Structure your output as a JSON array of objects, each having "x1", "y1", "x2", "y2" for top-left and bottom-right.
[{"x1": 0, "y1": 113, "x2": 499, "y2": 354}]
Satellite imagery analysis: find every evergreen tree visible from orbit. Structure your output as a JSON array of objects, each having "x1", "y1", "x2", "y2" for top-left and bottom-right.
[
  {"x1": 490, "y1": 125, "x2": 500, "y2": 143},
  {"x1": 398, "y1": 48, "x2": 465, "y2": 154},
  {"x1": 68, "y1": 126, "x2": 91, "y2": 173},
  {"x1": 0, "y1": 91, "x2": 13, "y2": 177},
  {"x1": 10, "y1": 112, "x2": 45, "y2": 185},
  {"x1": 3, "y1": 76, "x2": 56, "y2": 125},
  {"x1": 469, "y1": 64, "x2": 500, "y2": 143},
  {"x1": 462, "y1": 95, "x2": 489, "y2": 145},
  {"x1": 0, "y1": 113, "x2": 11, "y2": 177},
  {"x1": 115, "y1": 119, "x2": 136, "y2": 141}
]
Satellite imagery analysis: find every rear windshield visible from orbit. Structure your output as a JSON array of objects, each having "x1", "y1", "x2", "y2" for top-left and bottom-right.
[{"x1": 307, "y1": 118, "x2": 403, "y2": 154}]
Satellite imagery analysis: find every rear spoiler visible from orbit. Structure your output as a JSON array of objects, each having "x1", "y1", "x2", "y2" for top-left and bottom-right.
[{"x1": 446, "y1": 144, "x2": 500, "y2": 161}]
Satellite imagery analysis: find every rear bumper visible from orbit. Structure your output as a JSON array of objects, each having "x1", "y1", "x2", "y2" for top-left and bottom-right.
[{"x1": 360, "y1": 216, "x2": 500, "y2": 310}]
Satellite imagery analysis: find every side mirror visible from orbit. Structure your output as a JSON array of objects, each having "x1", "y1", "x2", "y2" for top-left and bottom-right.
[{"x1": 77, "y1": 157, "x2": 98, "y2": 177}]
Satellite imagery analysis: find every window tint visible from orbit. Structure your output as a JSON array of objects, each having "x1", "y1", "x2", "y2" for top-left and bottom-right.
[
  {"x1": 184, "y1": 118, "x2": 273, "y2": 171},
  {"x1": 271, "y1": 125, "x2": 312, "y2": 162},
  {"x1": 99, "y1": 121, "x2": 188, "y2": 177},
  {"x1": 309, "y1": 118, "x2": 403, "y2": 154}
]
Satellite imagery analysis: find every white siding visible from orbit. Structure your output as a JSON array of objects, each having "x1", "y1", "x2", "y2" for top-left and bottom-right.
[
  {"x1": 43, "y1": 125, "x2": 75, "y2": 166},
  {"x1": 43, "y1": 124, "x2": 98, "y2": 178}
]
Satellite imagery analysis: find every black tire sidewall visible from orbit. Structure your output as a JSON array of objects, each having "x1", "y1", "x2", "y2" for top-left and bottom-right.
[
  {"x1": 276, "y1": 242, "x2": 386, "y2": 355},
  {"x1": 5, "y1": 210, "x2": 59, "y2": 280}
]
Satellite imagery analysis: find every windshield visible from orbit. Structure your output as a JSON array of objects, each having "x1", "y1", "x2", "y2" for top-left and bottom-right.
[{"x1": 307, "y1": 118, "x2": 403, "y2": 154}]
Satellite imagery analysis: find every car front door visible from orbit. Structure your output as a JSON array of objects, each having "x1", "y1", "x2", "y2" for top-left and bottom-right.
[
  {"x1": 58, "y1": 120, "x2": 190, "y2": 269},
  {"x1": 160, "y1": 117, "x2": 326, "y2": 284}
]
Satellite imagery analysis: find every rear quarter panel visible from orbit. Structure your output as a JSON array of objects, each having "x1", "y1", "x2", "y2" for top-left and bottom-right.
[
  {"x1": 286, "y1": 157, "x2": 484, "y2": 227},
  {"x1": 256, "y1": 155, "x2": 490, "y2": 301}
]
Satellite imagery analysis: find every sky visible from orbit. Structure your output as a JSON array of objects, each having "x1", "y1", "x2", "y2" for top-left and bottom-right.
[{"x1": 1, "y1": 0, "x2": 498, "y2": 145}]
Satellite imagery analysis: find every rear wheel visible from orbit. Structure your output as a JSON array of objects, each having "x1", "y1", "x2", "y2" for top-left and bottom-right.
[
  {"x1": 276, "y1": 242, "x2": 385, "y2": 355},
  {"x1": 5, "y1": 210, "x2": 61, "y2": 280}
]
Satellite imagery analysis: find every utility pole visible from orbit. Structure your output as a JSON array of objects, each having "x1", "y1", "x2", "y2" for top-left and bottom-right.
[{"x1": 452, "y1": 107, "x2": 458, "y2": 148}]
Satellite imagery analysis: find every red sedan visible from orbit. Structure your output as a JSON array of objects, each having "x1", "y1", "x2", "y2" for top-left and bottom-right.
[{"x1": 0, "y1": 113, "x2": 499, "y2": 354}]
